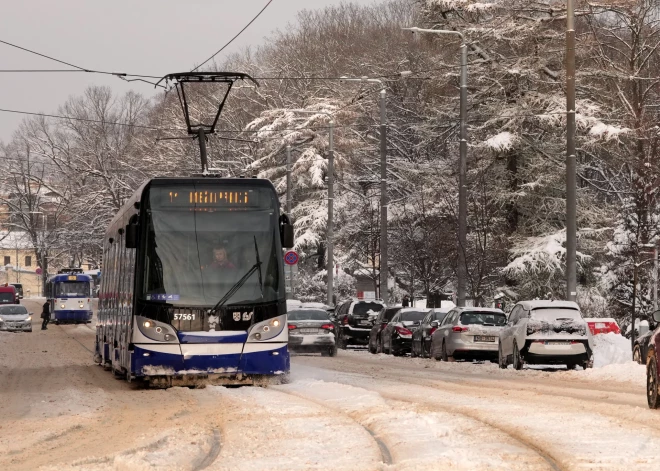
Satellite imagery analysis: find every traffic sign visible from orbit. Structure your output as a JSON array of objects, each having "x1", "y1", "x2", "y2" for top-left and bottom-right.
[{"x1": 284, "y1": 250, "x2": 299, "y2": 265}]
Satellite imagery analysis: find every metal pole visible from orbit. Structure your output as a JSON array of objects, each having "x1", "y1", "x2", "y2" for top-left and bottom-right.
[
  {"x1": 457, "y1": 43, "x2": 468, "y2": 308},
  {"x1": 286, "y1": 144, "x2": 292, "y2": 215},
  {"x1": 632, "y1": 257, "x2": 638, "y2": 351},
  {"x1": 197, "y1": 128, "x2": 208, "y2": 174},
  {"x1": 379, "y1": 89, "x2": 388, "y2": 303},
  {"x1": 327, "y1": 122, "x2": 335, "y2": 306},
  {"x1": 566, "y1": 0, "x2": 577, "y2": 302}
]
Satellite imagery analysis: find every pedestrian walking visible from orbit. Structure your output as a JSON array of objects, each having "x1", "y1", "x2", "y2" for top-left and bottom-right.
[
  {"x1": 41, "y1": 300, "x2": 51, "y2": 330},
  {"x1": 402, "y1": 295, "x2": 410, "y2": 307}
]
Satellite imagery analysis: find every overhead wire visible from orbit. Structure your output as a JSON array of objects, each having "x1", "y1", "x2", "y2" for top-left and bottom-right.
[{"x1": 191, "y1": 0, "x2": 274, "y2": 72}]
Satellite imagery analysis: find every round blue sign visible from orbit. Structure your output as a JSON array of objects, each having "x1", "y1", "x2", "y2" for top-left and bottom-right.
[{"x1": 284, "y1": 251, "x2": 299, "y2": 265}]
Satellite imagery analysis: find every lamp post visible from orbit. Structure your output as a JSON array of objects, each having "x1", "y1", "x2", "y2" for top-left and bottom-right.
[
  {"x1": 403, "y1": 27, "x2": 468, "y2": 307},
  {"x1": 289, "y1": 110, "x2": 335, "y2": 306},
  {"x1": 565, "y1": 0, "x2": 578, "y2": 302},
  {"x1": 339, "y1": 77, "x2": 389, "y2": 302}
]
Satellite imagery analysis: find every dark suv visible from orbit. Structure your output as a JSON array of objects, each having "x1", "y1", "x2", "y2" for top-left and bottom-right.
[
  {"x1": 10, "y1": 283, "x2": 23, "y2": 299},
  {"x1": 335, "y1": 299, "x2": 386, "y2": 348}
]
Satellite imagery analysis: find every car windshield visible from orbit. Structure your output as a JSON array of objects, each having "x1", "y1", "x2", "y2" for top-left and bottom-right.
[
  {"x1": 0, "y1": 293, "x2": 14, "y2": 303},
  {"x1": 460, "y1": 311, "x2": 507, "y2": 326},
  {"x1": 0, "y1": 305, "x2": 27, "y2": 315},
  {"x1": 55, "y1": 282, "x2": 89, "y2": 297},
  {"x1": 288, "y1": 310, "x2": 329, "y2": 321},
  {"x1": 530, "y1": 308, "x2": 582, "y2": 322},
  {"x1": 142, "y1": 185, "x2": 283, "y2": 307},
  {"x1": 353, "y1": 302, "x2": 383, "y2": 315},
  {"x1": 400, "y1": 311, "x2": 427, "y2": 322},
  {"x1": 432, "y1": 311, "x2": 449, "y2": 322}
]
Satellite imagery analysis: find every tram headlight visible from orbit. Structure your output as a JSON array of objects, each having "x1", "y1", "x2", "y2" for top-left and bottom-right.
[
  {"x1": 60, "y1": 304, "x2": 65, "y2": 309},
  {"x1": 247, "y1": 314, "x2": 286, "y2": 342},
  {"x1": 136, "y1": 316, "x2": 178, "y2": 343}
]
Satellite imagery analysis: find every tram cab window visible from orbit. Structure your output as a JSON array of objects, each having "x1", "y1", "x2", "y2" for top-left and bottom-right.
[{"x1": 54, "y1": 282, "x2": 89, "y2": 297}]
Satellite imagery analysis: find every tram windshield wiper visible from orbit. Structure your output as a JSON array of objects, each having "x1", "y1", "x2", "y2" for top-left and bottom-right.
[{"x1": 208, "y1": 236, "x2": 264, "y2": 319}]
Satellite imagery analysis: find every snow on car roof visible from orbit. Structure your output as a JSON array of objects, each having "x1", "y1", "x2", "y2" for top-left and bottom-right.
[{"x1": 517, "y1": 300, "x2": 580, "y2": 310}]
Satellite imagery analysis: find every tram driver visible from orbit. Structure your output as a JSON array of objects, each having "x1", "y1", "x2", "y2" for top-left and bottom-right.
[{"x1": 209, "y1": 242, "x2": 236, "y2": 271}]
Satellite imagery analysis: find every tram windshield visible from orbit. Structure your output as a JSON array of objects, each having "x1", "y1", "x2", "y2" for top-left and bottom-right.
[
  {"x1": 54, "y1": 282, "x2": 90, "y2": 297},
  {"x1": 141, "y1": 185, "x2": 283, "y2": 307}
]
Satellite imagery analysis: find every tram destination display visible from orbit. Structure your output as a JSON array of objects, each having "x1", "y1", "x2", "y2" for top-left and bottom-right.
[{"x1": 150, "y1": 186, "x2": 267, "y2": 209}]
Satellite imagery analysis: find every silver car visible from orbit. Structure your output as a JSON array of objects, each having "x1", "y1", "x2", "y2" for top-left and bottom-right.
[
  {"x1": 0, "y1": 304, "x2": 33, "y2": 332},
  {"x1": 287, "y1": 308, "x2": 337, "y2": 356},
  {"x1": 430, "y1": 307, "x2": 506, "y2": 361}
]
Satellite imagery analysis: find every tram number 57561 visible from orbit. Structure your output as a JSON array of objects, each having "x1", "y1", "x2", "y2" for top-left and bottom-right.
[{"x1": 174, "y1": 313, "x2": 196, "y2": 321}]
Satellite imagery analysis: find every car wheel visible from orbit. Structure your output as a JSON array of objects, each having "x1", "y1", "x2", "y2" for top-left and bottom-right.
[
  {"x1": 513, "y1": 342, "x2": 524, "y2": 370},
  {"x1": 648, "y1": 354, "x2": 660, "y2": 409},
  {"x1": 498, "y1": 343, "x2": 507, "y2": 369},
  {"x1": 634, "y1": 345, "x2": 643, "y2": 365},
  {"x1": 369, "y1": 338, "x2": 377, "y2": 354},
  {"x1": 583, "y1": 357, "x2": 594, "y2": 369},
  {"x1": 441, "y1": 341, "x2": 449, "y2": 362}
]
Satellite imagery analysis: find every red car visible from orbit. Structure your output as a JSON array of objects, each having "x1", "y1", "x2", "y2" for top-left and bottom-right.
[
  {"x1": 584, "y1": 318, "x2": 621, "y2": 335},
  {"x1": 646, "y1": 311, "x2": 660, "y2": 408}
]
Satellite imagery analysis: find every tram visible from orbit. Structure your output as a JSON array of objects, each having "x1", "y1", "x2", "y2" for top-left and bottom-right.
[
  {"x1": 95, "y1": 177, "x2": 294, "y2": 387},
  {"x1": 46, "y1": 271, "x2": 94, "y2": 324}
]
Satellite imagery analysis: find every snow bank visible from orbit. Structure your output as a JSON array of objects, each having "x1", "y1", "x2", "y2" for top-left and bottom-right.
[{"x1": 592, "y1": 332, "x2": 631, "y2": 367}]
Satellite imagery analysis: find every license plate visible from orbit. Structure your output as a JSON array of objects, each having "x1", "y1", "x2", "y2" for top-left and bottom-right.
[
  {"x1": 300, "y1": 328, "x2": 319, "y2": 334},
  {"x1": 358, "y1": 321, "x2": 371, "y2": 326},
  {"x1": 474, "y1": 336, "x2": 495, "y2": 342},
  {"x1": 547, "y1": 341, "x2": 571, "y2": 345}
]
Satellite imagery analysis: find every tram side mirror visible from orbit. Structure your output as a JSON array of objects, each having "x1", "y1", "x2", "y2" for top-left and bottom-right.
[
  {"x1": 279, "y1": 214, "x2": 294, "y2": 249},
  {"x1": 125, "y1": 223, "x2": 139, "y2": 249}
]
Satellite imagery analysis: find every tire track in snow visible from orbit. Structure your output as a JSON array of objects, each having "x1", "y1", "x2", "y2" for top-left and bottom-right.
[
  {"x1": 276, "y1": 381, "x2": 554, "y2": 471},
  {"x1": 56, "y1": 324, "x2": 93, "y2": 354},
  {"x1": 190, "y1": 429, "x2": 222, "y2": 471}
]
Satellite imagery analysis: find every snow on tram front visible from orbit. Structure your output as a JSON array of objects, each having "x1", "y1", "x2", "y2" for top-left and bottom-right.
[
  {"x1": 46, "y1": 271, "x2": 94, "y2": 324},
  {"x1": 95, "y1": 177, "x2": 295, "y2": 387}
]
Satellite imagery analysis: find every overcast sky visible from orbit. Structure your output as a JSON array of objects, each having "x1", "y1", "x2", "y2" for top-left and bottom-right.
[{"x1": 0, "y1": 0, "x2": 378, "y2": 142}]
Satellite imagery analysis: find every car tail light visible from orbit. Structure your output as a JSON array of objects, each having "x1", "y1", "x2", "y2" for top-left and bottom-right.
[
  {"x1": 288, "y1": 324, "x2": 297, "y2": 330},
  {"x1": 381, "y1": 323, "x2": 388, "y2": 329},
  {"x1": 321, "y1": 323, "x2": 334, "y2": 330},
  {"x1": 452, "y1": 326, "x2": 468, "y2": 332},
  {"x1": 430, "y1": 327, "x2": 437, "y2": 335},
  {"x1": 395, "y1": 326, "x2": 412, "y2": 335},
  {"x1": 342, "y1": 315, "x2": 348, "y2": 325}
]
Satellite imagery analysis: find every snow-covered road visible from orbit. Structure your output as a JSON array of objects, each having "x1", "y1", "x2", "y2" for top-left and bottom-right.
[{"x1": 1, "y1": 299, "x2": 657, "y2": 470}]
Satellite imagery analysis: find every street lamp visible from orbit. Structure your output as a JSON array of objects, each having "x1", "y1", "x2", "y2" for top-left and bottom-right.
[
  {"x1": 403, "y1": 26, "x2": 468, "y2": 307},
  {"x1": 288, "y1": 109, "x2": 335, "y2": 306},
  {"x1": 339, "y1": 76, "x2": 389, "y2": 303}
]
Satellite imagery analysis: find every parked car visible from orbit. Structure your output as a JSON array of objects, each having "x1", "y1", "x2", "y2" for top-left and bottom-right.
[
  {"x1": 381, "y1": 308, "x2": 429, "y2": 356},
  {"x1": 0, "y1": 284, "x2": 19, "y2": 305},
  {"x1": 499, "y1": 300, "x2": 594, "y2": 370},
  {"x1": 335, "y1": 299, "x2": 386, "y2": 348},
  {"x1": 287, "y1": 308, "x2": 337, "y2": 356},
  {"x1": 584, "y1": 317, "x2": 621, "y2": 335},
  {"x1": 0, "y1": 304, "x2": 32, "y2": 332},
  {"x1": 9, "y1": 283, "x2": 23, "y2": 299},
  {"x1": 368, "y1": 306, "x2": 402, "y2": 354},
  {"x1": 411, "y1": 308, "x2": 451, "y2": 358},
  {"x1": 431, "y1": 307, "x2": 507, "y2": 361}
]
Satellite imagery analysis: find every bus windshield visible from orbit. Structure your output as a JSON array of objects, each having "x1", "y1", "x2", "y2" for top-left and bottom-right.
[
  {"x1": 54, "y1": 282, "x2": 89, "y2": 297},
  {"x1": 142, "y1": 185, "x2": 283, "y2": 307}
]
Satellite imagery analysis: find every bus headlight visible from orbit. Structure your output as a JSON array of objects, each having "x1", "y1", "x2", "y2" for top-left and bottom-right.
[
  {"x1": 136, "y1": 316, "x2": 178, "y2": 343},
  {"x1": 247, "y1": 314, "x2": 286, "y2": 342}
]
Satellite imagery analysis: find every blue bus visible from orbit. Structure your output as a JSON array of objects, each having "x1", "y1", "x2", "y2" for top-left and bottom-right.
[
  {"x1": 46, "y1": 273, "x2": 94, "y2": 324},
  {"x1": 95, "y1": 177, "x2": 294, "y2": 387}
]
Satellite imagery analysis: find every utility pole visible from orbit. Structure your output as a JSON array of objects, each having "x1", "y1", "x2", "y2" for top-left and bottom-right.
[
  {"x1": 379, "y1": 89, "x2": 388, "y2": 303},
  {"x1": 566, "y1": 0, "x2": 577, "y2": 302},
  {"x1": 402, "y1": 27, "x2": 469, "y2": 307},
  {"x1": 286, "y1": 144, "x2": 292, "y2": 215},
  {"x1": 654, "y1": 247, "x2": 658, "y2": 312},
  {"x1": 327, "y1": 122, "x2": 335, "y2": 307}
]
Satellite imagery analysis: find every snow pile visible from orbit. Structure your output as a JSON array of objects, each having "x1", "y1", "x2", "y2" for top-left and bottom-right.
[
  {"x1": 592, "y1": 332, "x2": 631, "y2": 367},
  {"x1": 484, "y1": 131, "x2": 517, "y2": 152}
]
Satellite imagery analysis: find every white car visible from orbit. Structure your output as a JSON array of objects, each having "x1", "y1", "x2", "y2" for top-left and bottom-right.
[
  {"x1": 498, "y1": 300, "x2": 594, "y2": 370},
  {"x1": 0, "y1": 304, "x2": 33, "y2": 332}
]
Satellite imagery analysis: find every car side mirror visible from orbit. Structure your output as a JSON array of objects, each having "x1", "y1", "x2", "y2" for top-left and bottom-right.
[
  {"x1": 653, "y1": 310, "x2": 660, "y2": 323},
  {"x1": 431, "y1": 320, "x2": 439, "y2": 328},
  {"x1": 279, "y1": 214, "x2": 294, "y2": 249},
  {"x1": 125, "y1": 223, "x2": 139, "y2": 249}
]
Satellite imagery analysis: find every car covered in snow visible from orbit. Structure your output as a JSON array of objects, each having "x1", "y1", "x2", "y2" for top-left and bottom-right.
[
  {"x1": 431, "y1": 307, "x2": 506, "y2": 361},
  {"x1": 368, "y1": 306, "x2": 401, "y2": 354},
  {"x1": 411, "y1": 308, "x2": 451, "y2": 358},
  {"x1": 0, "y1": 304, "x2": 32, "y2": 332},
  {"x1": 498, "y1": 300, "x2": 594, "y2": 370},
  {"x1": 335, "y1": 298, "x2": 386, "y2": 348},
  {"x1": 584, "y1": 317, "x2": 621, "y2": 336},
  {"x1": 381, "y1": 308, "x2": 429, "y2": 356},
  {"x1": 287, "y1": 308, "x2": 337, "y2": 356}
]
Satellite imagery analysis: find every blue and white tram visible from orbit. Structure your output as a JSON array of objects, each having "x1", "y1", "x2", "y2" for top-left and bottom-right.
[
  {"x1": 95, "y1": 177, "x2": 295, "y2": 387},
  {"x1": 46, "y1": 273, "x2": 94, "y2": 324}
]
